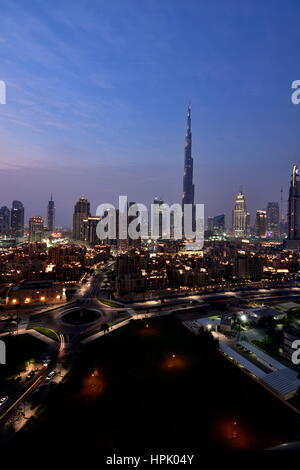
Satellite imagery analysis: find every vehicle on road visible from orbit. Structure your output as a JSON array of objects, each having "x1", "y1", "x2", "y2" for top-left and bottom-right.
[
  {"x1": 0, "y1": 396, "x2": 8, "y2": 407},
  {"x1": 45, "y1": 371, "x2": 56, "y2": 382},
  {"x1": 26, "y1": 371, "x2": 35, "y2": 380}
]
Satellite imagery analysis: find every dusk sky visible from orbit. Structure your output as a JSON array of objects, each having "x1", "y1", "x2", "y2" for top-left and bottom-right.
[{"x1": 0, "y1": 0, "x2": 300, "y2": 227}]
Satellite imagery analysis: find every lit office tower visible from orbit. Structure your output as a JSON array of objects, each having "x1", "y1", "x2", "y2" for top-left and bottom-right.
[
  {"x1": 29, "y1": 216, "x2": 44, "y2": 242},
  {"x1": 11, "y1": 200, "x2": 24, "y2": 238},
  {"x1": 288, "y1": 164, "x2": 300, "y2": 243},
  {"x1": 255, "y1": 210, "x2": 267, "y2": 238},
  {"x1": 233, "y1": 191, "x2": 247, "y2": 237},
  {"x1": 0, "y1": 206, "x2": 10, "y2": 236},
  {"x1": 47, "y1": 194, "x2": 55, "y2": 233},
  {"x1": 73, "y1": 196, "x2": 90, "y2": 240},
  {"x1": 266, "y1": 202, "x2": 280, "y2": 238},
  {"x1": 182, "y1": 105, "x2": 195, "y2": 229}
]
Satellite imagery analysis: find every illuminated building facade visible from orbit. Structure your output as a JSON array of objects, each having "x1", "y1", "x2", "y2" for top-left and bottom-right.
[
  {"x1": 255, "y1": 210, "x2": 267, "y2": 238},
  {"x1": 233, "y1": 192, "x2": 247, "y2": 237},
  {"x1": 29, "y1": 216, "x2": 44, "y2": 242},
  {"x1": 73, "y1": 195, "x2": 90, "y2": 241}
]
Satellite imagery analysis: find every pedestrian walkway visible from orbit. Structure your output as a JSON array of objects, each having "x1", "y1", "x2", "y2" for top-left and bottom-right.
[{"x1": 18, "y1": 318, "x2": 29, "y2": 330}]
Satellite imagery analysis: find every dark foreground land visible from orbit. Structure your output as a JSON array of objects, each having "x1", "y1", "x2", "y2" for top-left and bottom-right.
[
  {"x1": 0, "y1": 333, "x2": 46, "y2": 385},
  {"x1": 8, "y1": 316, "x2": 300, "y2": 453}
]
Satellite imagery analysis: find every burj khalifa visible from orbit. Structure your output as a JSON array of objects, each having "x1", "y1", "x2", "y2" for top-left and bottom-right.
[{"x1": 182, "y1": 105, "x2": 195, "y2": 229}]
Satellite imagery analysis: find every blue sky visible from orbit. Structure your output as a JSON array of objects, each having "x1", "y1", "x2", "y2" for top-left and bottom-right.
[{"x1": 0, "y1": 0, "x2": 300, "y2": 226}]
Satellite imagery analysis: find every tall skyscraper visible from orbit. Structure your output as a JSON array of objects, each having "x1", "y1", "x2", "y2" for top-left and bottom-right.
[
  {"x1": 29, "y1": 216, "x2": 44, "y2": 242},
  {"x1": 266, "y1": 202, "x2": 280, "y2": 238},
  {"x1": 288, "y1": 164, "x2": 300, "y2": 242},
  {"x1": 0, "y1": 206, "x2": 10, "y2": 236},
  {"x1": 73, "y1": 196, "x2": 90, "y2": 240},
  {"x1": 232, "y1": 191, "x2": 247, "y2": 237},
  {"x1": 255, "y1": 210, "x2": 267, "y2": 238},
  {"x1": 47, "y1": 194, "x2": 55, "y2": 233},
  {"x1": 11, "y1": 200, "x2": 24, "y2": 238},
  {"x1": 182, "y1": 105, "x2": 195, "y2": 230}
]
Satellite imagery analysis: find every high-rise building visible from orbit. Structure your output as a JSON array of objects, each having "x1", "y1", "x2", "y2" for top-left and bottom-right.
[
  {"x1": 0, "y1": 206, "x2": 10, "y2": 236},
  {"x1": 212, "y1": 214, "x2": 225, "y2": 236},
  {"x1": 47, "y1": 194, "x2": 55, "y2": 233},
  {"x1": 207, "y1": 216, "x2": 213, "y2": 232},
  {"x1": 266, "y1": 202, "x2": 280, "y2": 238},
  {"x1": 182, "y1": 105, "x2": 195, "y2": 231},
  {"x1": 153, "y1": 197, "x2": 165, "y2": 239},
  {"x1": 255, "y1": 210, "x2": 267, "y2": 238},
  {"x1": 29, "y1": 216, "x2": 44, "y2": 242},
  {"x1": 73, "y1": 196, "x2": 90, "y2": 240},
  {"x1": 246, "y1": 212, "x2": 251, "y2": 235},
  {"x1": 288, "y1": 164, "x2": 300, "y2": 241},
  {"x1": 234, "y1": 254, "x2": 263, "y2": 281},
  {"x1": 82, "y1": 216, "x2": 100, "y2": 245},
  {"x1": 11, "y1": 200, "x2": 24, "y2": 238},
  {"x1": 232, "y1": 192, "x2": 247, "y2": 237}
]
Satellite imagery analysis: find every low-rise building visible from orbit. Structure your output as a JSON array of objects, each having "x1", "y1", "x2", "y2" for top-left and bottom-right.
[
  {"x1": 244, "y1": 307, "x2": 286, "y2": 324},
  {"x1": 6, "y1": 280, "x2": 66, "y2": 306}
]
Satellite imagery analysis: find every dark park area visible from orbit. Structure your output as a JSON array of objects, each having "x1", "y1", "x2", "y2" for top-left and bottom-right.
[{"x1": 10, "y1": 316, "x2": 299, "y2": 452}]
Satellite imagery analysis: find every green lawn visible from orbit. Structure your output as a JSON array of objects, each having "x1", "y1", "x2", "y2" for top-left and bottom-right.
[
  {"x1": 31, "y1": 327, "x2": 59, "y2": 342},
  {"x1": 100, "y1": 298, "x2": 124, "y2": 308}
]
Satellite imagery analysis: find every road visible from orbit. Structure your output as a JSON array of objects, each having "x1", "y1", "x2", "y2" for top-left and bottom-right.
[
  {"x1": 0, "y1": 261, "x2": 116, "y2": 431},
  {"x1": 0, "y1": 359, "x2": 58, "y2": 426}
]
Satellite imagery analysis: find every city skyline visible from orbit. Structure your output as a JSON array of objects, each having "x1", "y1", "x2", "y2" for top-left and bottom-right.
[
  {"x1": 0, "y1": 99, "x2": 293, "y2": 231},
  {"x1": 0, "y1": 1, "x2": 299, "y2": 225},
  {"x1": 0, "y1": 175, "x2": 289, "y2": 232},
  {"x1": 2, "y1": 2, "x2": 300, "y2": 456}
]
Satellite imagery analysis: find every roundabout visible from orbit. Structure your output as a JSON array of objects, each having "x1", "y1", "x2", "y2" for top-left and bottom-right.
[{"x1": 61, "y1": 308, "x2": 101, "y2": 326}]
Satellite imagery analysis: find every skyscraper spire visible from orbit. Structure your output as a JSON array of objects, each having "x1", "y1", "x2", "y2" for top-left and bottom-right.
[
  {"x1": 182, "y1": 104, "x2": 195, "y2": 209},
  {"x1": 187, "y1": 103, "x2": 191, "y2": 135},
  {"x1": 47, "y1": 194, "x2": 55, "y2": 233}
]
